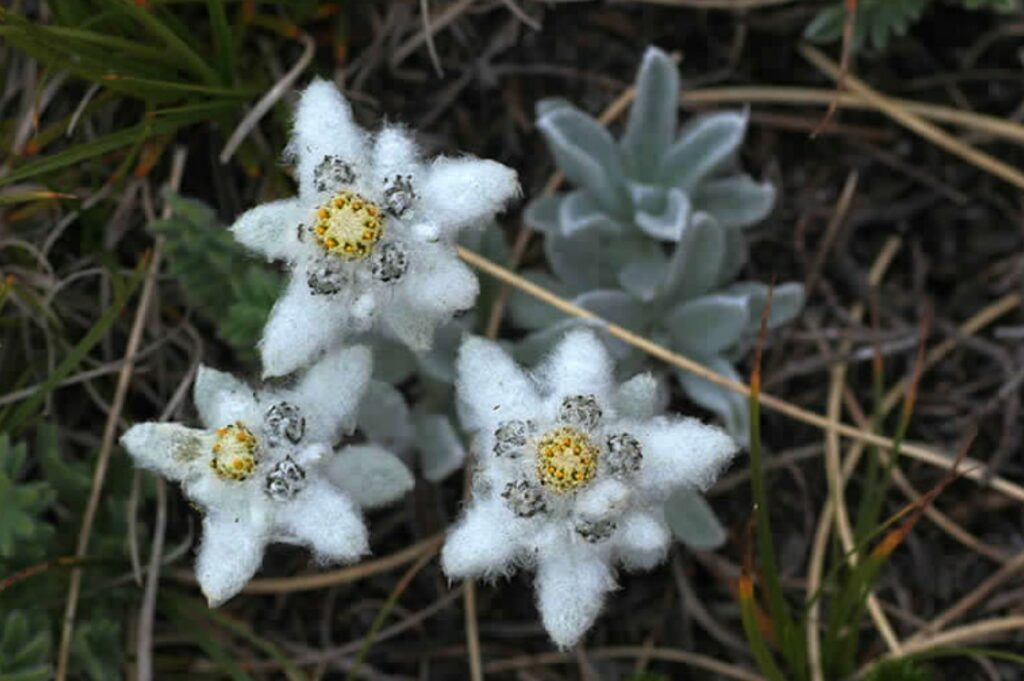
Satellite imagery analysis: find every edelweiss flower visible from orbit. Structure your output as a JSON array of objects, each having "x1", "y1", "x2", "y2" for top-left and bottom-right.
[
  {"x1": 442, "y1": 330, "x2": 738, "y2": 648},
  {"x1": 231, "y1": 79, "x2": 520, "y2": 377},
  {"x1": 120, "y1": 346, "x2": 373, "y2": 605}
]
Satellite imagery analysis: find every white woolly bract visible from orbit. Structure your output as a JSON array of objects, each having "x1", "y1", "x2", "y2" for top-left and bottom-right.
[{"x1": 443, "y1": 329, "x2": 738, "y2": 648}]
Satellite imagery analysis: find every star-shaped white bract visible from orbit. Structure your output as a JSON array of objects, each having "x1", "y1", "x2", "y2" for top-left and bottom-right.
[
  {"x1": 442, "y1": 330, "x2": 738, "y2": 648},
  {"x1": 120, "y1": 345, "x2": 373, "y2": 605},
  {"x1": 231, "y1": 79, "x2": 520, "y2": 378}
]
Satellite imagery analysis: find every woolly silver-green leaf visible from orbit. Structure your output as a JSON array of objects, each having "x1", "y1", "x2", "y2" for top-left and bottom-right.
[
  {"x1": 559, "y1": 190, "x2": 622, "y2": 237},
  {"x1": 544, "y1": 232, "x2": 614, "y2": 293},
  {"x1": 413, "y1": 412, "x2": 466, "y2": 482},
  {"x1": 633, "y1": 185, "x2": 690, "y2": 242},
  {"x1": 659, "y1": 110, "x2": 748, "y2": 191},
  {"x1": 694, "y1": 174, "x2": 776, "y2": 229},
  {"x1": 664, "y1": 486, "x2": 727, "y2": 550},
  {"x1": 523, "y1": 194, "x2": 562, "y2": 235},
  {"x1": 675, "y1": 358, "x2": 750, "y2": 446},
  {"x1": 661, "y1": 213, "x2": 726, "y2": 300},
  {"x1": 664, "y1": 294, "x2": 750, "y2": 358},
  {"x1": 617, "y1": 244, "x2": 668, "y2": 303},
  {"x1": 728, "y1": 281, "x2": 806, "y2": 333},
  {"x1": 622, "y1": 46, "x2": 679, "y2": 182},
  {"x1": 536, "y1": 106, "x2": 630, "y2": 217},
  {"x1": 508, "y1": 270, "x2": 570, "y2": 331},
  {"x1": 326, "y1": 444, "x2": 414, "y2": 510},
  {"x1": 356, "y1": 381, "x2": 413, "y2": 452}
]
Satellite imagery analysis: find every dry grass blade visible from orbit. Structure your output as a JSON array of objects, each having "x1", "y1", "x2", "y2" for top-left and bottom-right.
[
  {"x1": 219, "y1": 33, "x2": 315, "y2": 164},
  {"x1": 624, "y1": 0, "x2": 793, "y2": 7},
  {"x1": 391, "y1": 0, "x2": 476, "y2": 68},
  {"x1": 907, "y1": 551, "x2": 1024, "y2": 644},
  {"x1": 885, "y1": 616, "x2": 1024, "y2": 661},
  {"x1": 484, "y1": 646, "x2": 765, "y2": 680},
  {"x1": 813, "y1": 0, "x2": 857, "y2": 137},
  {"x1": 800, "y1": 44, "x2": 1024, "y2": 191},
  {"x1": 681, "y1": 87, "x2": 1024, "y2": 146},
  {"x1": 55, "y1": 245, "x2": 164, "y2": 680},
  {"x1": 169, "y1": 534, "x2": 444, "y2": 594},
  {"x1": 457, "y1": 246, "x2": 1024, "y2": 503}
]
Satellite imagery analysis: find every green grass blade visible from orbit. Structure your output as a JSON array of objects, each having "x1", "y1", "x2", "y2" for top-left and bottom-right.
[
  {"x1": 202, "y1": 607, "x2": 307, "y2": 681},
  {"x1": 0, "y1": 101, "x2": 233, "y2": 187},
  {"x1": 738, "y1": 577, "x2": 788, "y2": 681},
  {"x1": 206, "y1": 0, "x2": 235, "y2": 84},
  {"x1": 160, "y1": 597, "x2": 255, "y2": 681},
  {"x1": 1, "y1": 258, "x2": 148, "y2": 435},
  {"x1": 92, "y1": 0, "x2": 220, "y2": 85}
]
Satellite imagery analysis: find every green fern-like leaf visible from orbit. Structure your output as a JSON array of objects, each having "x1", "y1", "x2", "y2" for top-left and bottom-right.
[
  {"x1": 961, "y1": 0, "x2": 1017, "y2": 10},
  {"x1": 0, "y1": 435, "x2": 55, "y2": 561},
  {"x1": 0, "y1": 611, "x2": 52, "y2": 681},
  {"x1": 70, "y1": 617, "x2": 122, "y2": 681},
  {"x1": 148, "y1": 192, "x2": 283, "y2": 352},
  {"x1": 805, "y1": 0, "x2": 928, "y2": 51},
  {"x1": 806, "y1": 0, "x2": 1015, "y2": 51}
]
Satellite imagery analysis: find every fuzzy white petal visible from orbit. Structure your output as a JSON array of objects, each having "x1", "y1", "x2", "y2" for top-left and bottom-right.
[
  {"x1": 326, "y1": 444, "x2": 414, "y2": 509},
  {"x1": 259, "y1": 273, "x2": 355, "y2": 379},
  {"x1": 372, "y1": 126, "x2": 421, "y2": 188},
  {"x1": 381, "y1": 247, "x2": 478, "y2": 351},
  {"x1": 419, "y1": 156, "x2": 519, "y2": 237},
  {"x1": 276, "y1": 478, "x2": 368, "y2": 562},
  {"x1": 289, "y1": 79, "x2": 370, "y2": 199},
  {"x1": 455, "y1": 336, "x2": 542, "y2": 432},
  {"x1": 379, "y1": 298, "x2": 437, "y2": 353},
  {"x1": 575, "y1": 478, "x2": 631, "y2": 522},
  {"x1": 614, "y1": 511, "x2": 670, "y2": 571},
  {"x1": 284, "y1": 345, "x2": 372, "y2": 442},
  {"x1": 535, "y1": 543, "x2": 616, "y2": 649},
  {"x1": 536, "y1": 329, "x2": 614, "y2": 403},
  {"x1": 193, "y1": 366, "x2": 259, "y2": 429},
  {"x1": 183, "y1": 468, "x2": 249, "y2": 511},
  {"x1": 229, "y1": 197, "x2": 310, "y2": 263},
  {"x1": 195, "y1": 512, "x2": 269, "y2": 606},
  {"x1": 406, "y1": 243, "x2": 479, "y2": 315},
  {"x1": 441, "y1": 497, "x2": 527, "y2": 580},
  {"x1": 634, "y1": 416, "x2": 738, "y2": 501},
  {"x1": 119, "y1": 423, "x2": 209, "y2": 481}
]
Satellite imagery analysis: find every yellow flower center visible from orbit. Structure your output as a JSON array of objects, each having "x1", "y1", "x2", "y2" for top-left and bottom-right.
[
  {"x1": 210, "y1": 422, "x2": 258, "y2": 481},
  {"x1": 312, "y1": 191, "x2": 384, "y2": 260},
  {"x1": 535, "y1": 425, "x2": 598, "y2": 493}
]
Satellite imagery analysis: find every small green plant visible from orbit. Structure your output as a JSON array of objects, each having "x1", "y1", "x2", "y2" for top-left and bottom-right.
[
  {"x1": 0, "y1": 610, "x2": 52, "y2": 681},
  {"x1": 737, "y1": 304, "x2": 965, "y2": 680},
  {"x1": 0, "y1": 435, "x2": 56, "y2": 560},
  {"x1": 148, "y1": 192, "x2": 283, "y2": 352},
  {"x1": 0, "y1": 427, "x2": 135, "y2": 680}
]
